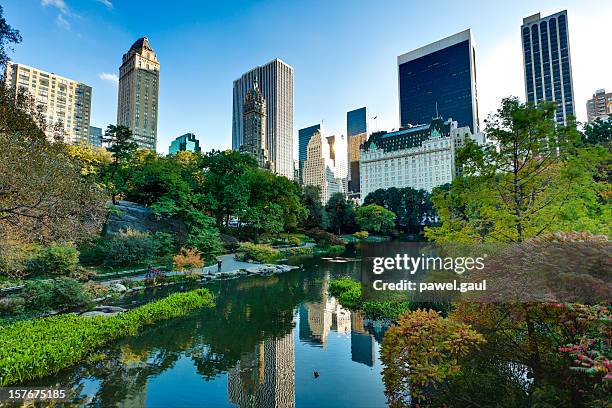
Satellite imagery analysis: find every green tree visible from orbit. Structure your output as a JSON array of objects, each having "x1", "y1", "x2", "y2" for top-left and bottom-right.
[
  {"x1": 101, "y1": 125, "x2": 138, "y2": 204},
  {"x1": 0, "y1": 5, "x2": 21, "y2": 67},
  {"x1": 355, "y1": 204, "x2": 395, "y2": 234},
  {"x1": 364, "y1": 187, "x2": 433, "y2": 231},
  {"x1": 582, "y1": 117, "x2": 612, "y2": 147},
  {"x1": 201, "y1": 150, "x2": 254, "y2": 227},
  {"x1": 325, "y1": 193, "x2": 355, "y2": 235},
  {"x1": 301, "y1": 185, "x2": 327, "y2": 230},
  {"x1": 427, "y1": 97, "x2": 610, "y2": 243}
]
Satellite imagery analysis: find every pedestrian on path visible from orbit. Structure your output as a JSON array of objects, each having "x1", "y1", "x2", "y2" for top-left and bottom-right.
[{"x1": 217, "y1": 258, "x2": 222, "y2": 272}]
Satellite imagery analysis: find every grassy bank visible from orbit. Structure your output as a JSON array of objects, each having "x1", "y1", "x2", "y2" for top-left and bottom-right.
[{"x1": 0, "y1": 288, "x2": 215, "y2": 386}]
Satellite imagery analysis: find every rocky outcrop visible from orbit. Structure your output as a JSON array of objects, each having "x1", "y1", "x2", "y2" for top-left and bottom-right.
[{"x1": 104, "y1": 201, "x2": 187, "y2": 238}]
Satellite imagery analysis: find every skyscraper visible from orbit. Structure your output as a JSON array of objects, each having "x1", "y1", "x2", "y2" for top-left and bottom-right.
[
  {"x1": 88, "y1": 126, "x2": 102, "y2": 147},
  {"x1": 521, "y1": 10, "x2": 575, "y2": 125},
  {"x1": 298, "y1": 124, "x2": 321, "y2": 182},
  {"x1": 4, "y1": 62, "x2": 92, "y2": 144},
  {"x1": 397, "y1": 29, "x2": 479, "y2": 133},
  {"x1": 117, "y1": 37, "x2": 160, "y2": 150},
  {"x1": 169, "y1": 133, "x2": 201, "y2": 154},
  {"x1": 347, "y1": 107, "x2": 367, "y2": 137},
  {"x1": 303, "y1": 130, "x2": 341, "y2": 204},
  {"x1": 347, "y1": 107, "x2": 368, "y2": 195},
  {"x1": 232, "y1": 59, "x2": 294, "y2": 179},
  {"x1": 586, "y1": 89, "x2": 612, "y2": 123},
  {"x1": 241, "y1": 78, "x2": 271, "y2": 169}
]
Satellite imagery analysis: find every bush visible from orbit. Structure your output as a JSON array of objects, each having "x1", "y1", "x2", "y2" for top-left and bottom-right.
[
  {"x1": 317, "y1": 244, "x2": 345, "y2": 254},
  {"x1": 329, "y1": 277, "x2": 362, "y2": 310},
  {"x1": 306, "y1": 228, "x2": 346, "y2": 246},
  {"x1": 0, "y1": 295, "x2": 25, "y2": 316},
  {"x1": 26, "y1": 243, "x2": 79, "y2": 276},
  {"x1": 362, "y1": 300, "x2": 411, "y2": 320},
  {"x1": 173, "y1": 248, "x2": 204, "y2": 274},
  {"x1": 82, "y1": 281, "x2": 109, "y2": 298},
  {"x1": 353, "y1": 231, "x2": 369, "y2": 240},
  {"x1": 20, "y1": 278, "x2": 93, "y2": 313},
  {"x1": 236, "y1": 242, "x2": 279, "y2": 263},
  {"x1": 92, "y1": 229, "x2": 160, "y2": 268},
  {"x1": 0, "y1": 288, "x2": 215, "y2": 385},
  {"x1": 0, "y1": 242, "x2": 35, "y2": 279},
  {"x1": 287, "y1": 236, "x2": 302, "y2": 246}
]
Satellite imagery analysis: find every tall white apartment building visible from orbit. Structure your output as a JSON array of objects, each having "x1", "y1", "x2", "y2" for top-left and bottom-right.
[
  {"x1": 117, "y1": 37, "x2": 160, "y2": 150},
  {"x1": 303, "y1": 130, "x2": 341, "y2": 204},
  {"x1": 4, "y1": 62, "x2": 92, "y2": 144},
  {"x1": 232, "y1": 59, "x2": 294, "y2": 179},
  {"x1": 360, "y1": 118, "x2": 484, "y2": 198}
]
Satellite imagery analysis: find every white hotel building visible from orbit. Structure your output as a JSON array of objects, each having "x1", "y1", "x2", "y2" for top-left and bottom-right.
[
  {"x1": 359, "y1": 118, "x2": 484, "y2": 198},
  {"x1": 303, "y1": 130, "x2": 342, "y2": 204}
]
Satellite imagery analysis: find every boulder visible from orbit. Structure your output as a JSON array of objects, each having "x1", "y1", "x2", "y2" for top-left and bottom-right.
[
  {"x1": 81, "y1": 311, "x2": 120, "y2": 317},
  {"x1": 109, "y1": 283, "x2": 127, "y2": 293},
  {"x1": 94, "y1": 306, "x2": 127, "y2": 313}
]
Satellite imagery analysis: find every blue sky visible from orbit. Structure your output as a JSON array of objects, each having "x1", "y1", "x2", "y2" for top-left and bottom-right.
[{"x1": 4, "y1": 0, "x2": 611, "y2": 153}]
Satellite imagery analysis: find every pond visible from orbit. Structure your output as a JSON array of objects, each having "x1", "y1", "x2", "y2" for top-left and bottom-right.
[{"x1": 29, "y1": 245, "x2": 390, "y2": 407}]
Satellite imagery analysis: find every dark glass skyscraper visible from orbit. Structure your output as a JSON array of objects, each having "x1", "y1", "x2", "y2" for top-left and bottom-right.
[
  {"x1": 397, "y1": 29, "x2": 479, "y2": 133},
  {"x1": 521, "y1": 10, "x2": 574, "y2": 125},
  {"x1": 298, "y1": 124, "x2": 321, "y2": 182},
  {"x1": 347, "y1": 107, "x2": 367, "y2": 137}
]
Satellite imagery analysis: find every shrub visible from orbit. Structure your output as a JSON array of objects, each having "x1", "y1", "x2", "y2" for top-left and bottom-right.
[
  {"x1": 329, "y1": 277, "x2": 362, "y2": 310},
  {"x1": 82, "y1": 281, "x2": 109, "y2": 298},
  {"x1": 0, "y1": 288, "x2": 215, "y2": 385},
  {"x1": 26, "y1": 243, "x2": 79, "y2": 276},
  {"x1": 21, "y1": 278, "x2": 93, "y2": 313},
  {"x1": 236, "y1": 242, "x2": 279, "y2": 263},
  {"x1": 381, "y1": 309, "x2": 485, "y2": 405},
  {"x1": 0, "y1": 295, "x2": 25, "y2": 316},
  {"x1": 0, "y1": 241, "x2": 36, "y2": 279},
  {"x1": 93, "y1": 229, "x2": 160, "y2": 268},
  {"x1": 173, "y1": 248, "x2": 204, "y2": 274},
  {"x1": 287, "y1": 236, "x2": 302, "y2": 246},
  {"x1": 353, "y1": 231, "x2": 369, "y2": 240},
  {"x1": 306, "y1": 228, "x2": 346, "y2": 246},
  {"x1": 362, "y1": 300, "x2": 411, "y2": 320},
  {"x1": 318, "y1": 244, "x2": 345, "y2": 254}
]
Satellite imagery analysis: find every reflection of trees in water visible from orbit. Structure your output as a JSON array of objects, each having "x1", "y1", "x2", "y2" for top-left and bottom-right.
[{"x1": 45, "y1": 268, "x2": 327, "y2": 405}]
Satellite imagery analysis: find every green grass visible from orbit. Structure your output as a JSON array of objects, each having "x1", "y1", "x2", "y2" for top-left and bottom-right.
[{"x1": 0, "y1": 288, "x2": 215, "y2": 386}]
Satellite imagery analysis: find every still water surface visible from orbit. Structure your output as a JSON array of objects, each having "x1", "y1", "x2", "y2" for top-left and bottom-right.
[{"x1": 35, "y1": 249, "x2": 389, "y2": 407}]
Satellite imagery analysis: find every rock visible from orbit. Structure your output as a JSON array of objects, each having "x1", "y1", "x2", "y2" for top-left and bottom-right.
[
  {"x1": 133, "y1": 286, "x2": 145, "y2": 291},
  {"x1": 94, "y1": 306, "x2": 127, "y2": 313},
  {"x1": 109, "y1": 283, "x2": 127, "y2": 293},
  {"x1": 246, "y1": 267, "x2": 261, "y2": 274}
]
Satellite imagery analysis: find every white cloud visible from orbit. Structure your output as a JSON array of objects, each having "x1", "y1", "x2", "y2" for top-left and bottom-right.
[
  {"x1": 97, "y1": 0, "x2": 113, "y2": 10},
  {"x1": 41, "y1": 0, "x2": 72, "y2": 30},
  {"x1": 99, "y1": 72, "x2": 119, "y2": 84},
  {"x1": 56, "y1": 13, "x2": 70, "y2": 30},
  {"x1": 41, "y1": 0, "x2": 68, "y2": 13}
]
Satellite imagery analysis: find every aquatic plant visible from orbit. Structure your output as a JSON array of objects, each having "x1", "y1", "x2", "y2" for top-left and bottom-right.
[{"x1": 0, "y1": 288, "x2": 214, "y2": 385}]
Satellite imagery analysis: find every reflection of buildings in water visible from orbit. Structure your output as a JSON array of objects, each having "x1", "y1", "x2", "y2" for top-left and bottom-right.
[
  {"x1": 331, "y1": 304, "x2": 351, "y2": 335},
  {"x1": 228, "y1": 331, "x2": 295, "y2": 408},
  {"x1": 350, "y1": 311, "x2": 375, "y2": 367}
]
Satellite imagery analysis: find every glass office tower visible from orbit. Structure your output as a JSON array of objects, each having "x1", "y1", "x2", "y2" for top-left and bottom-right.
[
  {"x1": 397, "y1": 29, "x2": 479, "y2": 133},
  {"x1": 521, "y1": 10, "x2": 574, "y2": 125},
  {"x1": 347, "y1": 107, "x2": 367, "y2": 137}
]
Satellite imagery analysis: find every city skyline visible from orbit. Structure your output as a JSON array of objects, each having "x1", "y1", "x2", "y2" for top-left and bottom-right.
[{"x1": 3, "y1": 0, "x2": 611, "y2": 154}]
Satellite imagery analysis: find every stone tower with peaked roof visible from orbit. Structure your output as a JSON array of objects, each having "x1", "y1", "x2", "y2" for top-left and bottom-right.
[
  {"x1": 117, "y1": 37, "x2": 160, "y2": 150},
  {"x1": 241, "y1": 77, "x2": 272, "y2": 170}
]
